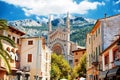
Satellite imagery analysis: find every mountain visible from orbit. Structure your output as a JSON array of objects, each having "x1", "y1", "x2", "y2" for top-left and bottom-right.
[
  {"x1": 8, "y1": 16, "x2": 96, "y2": 46},
  {"x1": 9, "y1": 19, "x2": 41, "y2": 27}
]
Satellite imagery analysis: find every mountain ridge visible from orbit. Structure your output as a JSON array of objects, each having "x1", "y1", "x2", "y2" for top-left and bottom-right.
[{"x1": 8, "y1": 16, "x2": 96, "y2": 46}]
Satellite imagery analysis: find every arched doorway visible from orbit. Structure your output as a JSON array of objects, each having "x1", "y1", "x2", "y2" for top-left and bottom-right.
[{"x1": 52, "y1": 43, "x2": 63, "y2": 55}]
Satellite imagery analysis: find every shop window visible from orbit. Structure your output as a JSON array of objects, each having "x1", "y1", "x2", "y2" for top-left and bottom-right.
[
  {"x1": 28, "y1": 54, "x2": 32, "y2": 62},
  {"x1": 28, "y1": 40, "x2": 33, "y2": 45}
]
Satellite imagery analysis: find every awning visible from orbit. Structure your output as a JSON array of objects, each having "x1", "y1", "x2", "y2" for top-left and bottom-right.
[
  {"x1": 107, "y1": 67, "x2": 120, "y2": 77},
  {"x1": 99, "y1": 70, "x2": 108, "y2": 79}
]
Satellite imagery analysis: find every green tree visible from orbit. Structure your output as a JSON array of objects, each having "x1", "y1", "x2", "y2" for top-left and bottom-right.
[
  {"x1": 76, "y1": 53, "x2": 86, "y2": 77},
  {"x1": 0, "y1": 19, "x2": 15, "y2": 74},
  {"x1": 51, "y1": 53, "x2": 71, "y2": 80},
  {"x1": 71, "y1": 53, "x2": 86, "y2": 79}
]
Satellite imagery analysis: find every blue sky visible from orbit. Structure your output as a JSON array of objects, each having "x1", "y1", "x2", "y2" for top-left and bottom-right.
[{"x1": 0, "y1": 0, "x2": 120, "y2": 21}]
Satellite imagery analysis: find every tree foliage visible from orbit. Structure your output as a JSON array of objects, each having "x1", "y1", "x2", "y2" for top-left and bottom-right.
[
  {"x1": 0, "y1": 19, "x2": 15, "y2": 74},
  {"x1": 70, "y1": 26, "x2": 92, "y2": 46},
  {"x1": 51, "y1": 53, "x2": 71, "y2": 80},
  {"x1": 71, "y1": 53, "x2": 87, "y2": 79}
]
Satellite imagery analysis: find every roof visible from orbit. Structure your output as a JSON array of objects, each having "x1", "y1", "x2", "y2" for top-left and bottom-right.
[
  {"x1": 89, "y1": 14, "x2": 120, "y2": 34},
  {"x1": 8, "y1": 26, "x2": 25, "y2": 35},
  {"x1": 72, "y1": 49, "x2": 86, "y2": 52}
]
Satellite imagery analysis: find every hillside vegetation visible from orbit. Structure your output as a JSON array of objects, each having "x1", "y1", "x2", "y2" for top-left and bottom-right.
[{"x1": 70, "y1": 26, "x2": 93, "y2": 46}]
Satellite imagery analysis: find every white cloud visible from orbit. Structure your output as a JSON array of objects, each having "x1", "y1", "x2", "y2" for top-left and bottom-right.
[
  {"x1": 115, "y1": 0, "x2": 120, "y2": 4},
  {"x1": 2, "y1": 0, "x2": 105, "y2": 16},
  {"x1": 36, "y1": 16, "x2": 41, "y2": 21},
  {"x1": 118, "y1": 10, "x2": 120, "y2": 12}
]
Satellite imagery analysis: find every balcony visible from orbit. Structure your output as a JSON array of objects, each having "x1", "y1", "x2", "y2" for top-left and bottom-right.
[{"x1": 22, "y1": 66, "x2": 30, "y2": 72}]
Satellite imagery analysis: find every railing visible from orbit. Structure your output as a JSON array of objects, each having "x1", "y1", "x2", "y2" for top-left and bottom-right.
[{"x1": 22, "y1": 66, "x2": 30, "y2": 72}]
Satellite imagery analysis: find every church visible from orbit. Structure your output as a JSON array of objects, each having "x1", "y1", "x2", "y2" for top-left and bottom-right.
[{"x1": 47, "y1": 13, "x2": 79, "y2": 66}]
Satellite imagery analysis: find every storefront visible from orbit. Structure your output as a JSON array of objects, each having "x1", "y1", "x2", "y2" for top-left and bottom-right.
[{"x1": 107, "y1": 67, "x2": 120, "y2": 80}]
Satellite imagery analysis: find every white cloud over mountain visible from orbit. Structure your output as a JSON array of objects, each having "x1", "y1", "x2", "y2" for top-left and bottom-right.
[{"x1": 2, "y1": 0, "x2": 105, "y2": 16}]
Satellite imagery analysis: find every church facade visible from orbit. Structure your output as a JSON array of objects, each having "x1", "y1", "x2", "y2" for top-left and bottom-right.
[{"x1": 47, "y1": 13, "x2": 78, "y2": 66}]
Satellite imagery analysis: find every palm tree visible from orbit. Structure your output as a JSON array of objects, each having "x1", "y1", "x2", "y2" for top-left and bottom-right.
[{"x1": 0, "y1": 19, "x2": 15, "y2": 74}]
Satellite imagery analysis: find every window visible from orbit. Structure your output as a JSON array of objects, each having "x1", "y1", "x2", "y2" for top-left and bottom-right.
[
  {"x1": 28, "y1": 40, "x2": 33, "y2": 45},
  {"x1": 17, "y1": 38, "x2": 19, "y2": 44},
  {"x1": 76, "y1": 52, "x2": 78, "y2": 55},
  {"x1": 98, "y1": 45, "x2": 101, "y2": 55},
  {"x1": 113, "y1": 49, "x2": 118, "y2": 60},
  {"x1": 75, "y1": 59, "x2": 78, "y2": 62},
  {"x1": 8, "y1": 35, "x2": 11, "y2": 38},
  {"x1": 105, "y1": 54, "x2": 109, "y2": 65},
  {"x1": 96, "y1": 47, "x2": 98, "y2": 61},
  {"x1": 98, "y1": 28, "x2": 100, "y2": 34},
  {"x1": 69, "y1": 60, "x2": 73, "y2": 64},
  {"x1": 89, "y1": 38, "x2": 90, "y2": 44},
  {"x1": 13, "y1": 37, "x2": 15, "y2": 41},
  {"x1": 28, "y1": 54, "x2": 32, "y2": 62}
]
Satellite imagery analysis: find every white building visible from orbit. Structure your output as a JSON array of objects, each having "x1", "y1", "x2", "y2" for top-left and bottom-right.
[
  {"x1": 0, "y1": 26, "x2": 51, "y2": 80},
  {"x1": 20, "y1": 36, "x2": 51, "y2": 80}
]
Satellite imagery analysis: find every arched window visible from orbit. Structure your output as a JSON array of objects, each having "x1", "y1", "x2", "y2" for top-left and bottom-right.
[{"x1": 15, "y1": 50, "x2": 20, "y2": 62}]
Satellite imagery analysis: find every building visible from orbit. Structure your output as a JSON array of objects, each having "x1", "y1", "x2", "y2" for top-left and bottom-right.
[
  {"x1": 0, "y1": 26, "x2": 25, "y2": 80},
  {"x1": 86, "y1": 14, "x2": 120, "y2": 80},
  {"x1": 72, "y1": 48, "x2": 86, "y2": 66},
  {"x1": 0, "y1": 26, "x2": 51, "y2": 80},
  {"x1": 99, "y1": 37, "x2": 120, "y2": 80},
  {"x1": 20, "y1": 36, "x2": 51, "y2": 80},
  {"x1": 47, "y1": 12, "x2": 78, "y2": 66}
]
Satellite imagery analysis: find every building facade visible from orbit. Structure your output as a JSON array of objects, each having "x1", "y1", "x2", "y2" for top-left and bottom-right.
[
  {"x1": 99, "y1": 37, "x2": 120, "y2": 80},
  {"x1": 0, "y1": 26, "x2": 25, "y2": 80},
  {"x1": 72, "y1": 48, "x2": 86, "y2": 66},
  {"x1": 0, "y1": 26, "x2": 51, "y2": 80},
  {"x1": 20, "y1": 36, "x2": 51, "y2": 80},
  {"x1": 86, "y1": 14, "x2": 120, "y2": 80},
  {"x1": 47, "y1": 13, "x2": 78, "y2": 66}
]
